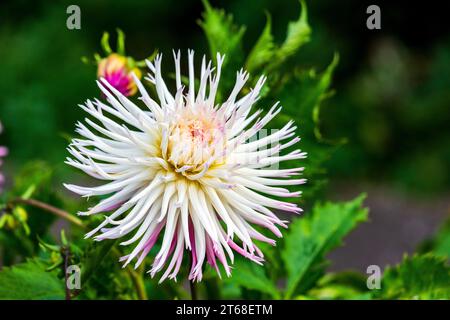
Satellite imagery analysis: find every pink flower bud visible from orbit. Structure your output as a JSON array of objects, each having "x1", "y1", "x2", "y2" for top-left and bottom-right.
[{"x1": 97, "y1": 54, "x2": 142, "y2": 97}]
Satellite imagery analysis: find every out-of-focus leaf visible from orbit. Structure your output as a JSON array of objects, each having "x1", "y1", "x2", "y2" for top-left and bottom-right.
[
  {"x1": 245, "y1": 13, "x2": 274, "y2": 73},
  {"x1": 308, "y1": 284, "x2": 366, "y2": 300},
  {"x1": 374, "y1": 254, "x2": 450, "y2": 299},
  {"x1": 81, "y1": 240, "x2": 117, "y2": 286},
  {"x1": 10, "y1": 161, "x2": 52, "y2": 197},
  {"x1": 225, "y1": 257, "x2": 280, "y2": 299},
  {"x1": 433, "y1": 225, "x2": 450, "y2": 258},
  {"x1": 12, "y1": 205, "x2": 29, "y2": 235},
  {"x1": 0, "y1": 258, "x2": 65, "y2": 299},
  {"x1": 37, "y1": 235, "x2": 60, "y2": 252},
  {"x1": 282, "y1": 194, "x2": 368, "y2": 298},
  {"x1": 308, "y1": 271, "x2": 370, "y2": 299},
  {"x1": 418, "y1": 217, "x2": 450, "y2": 258},
  {"x1": 198, "y1": 0, "x2": 245, "y2": 94},
  {"x1": 268, "y1": 0, "x2": 310, "y2": 70}
]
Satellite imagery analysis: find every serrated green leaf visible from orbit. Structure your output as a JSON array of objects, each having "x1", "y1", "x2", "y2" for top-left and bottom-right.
[
  {"x1": 0, "y1": 258, "x2": 65, "y2": 299},
  {"x1": 278, "y1": 54, "x2": 338, "y2": 139},
  {"x1": 199, "y1": 0, "x2": 245, "y2": 94},
  {"x1": 199, "y1": 0, "x2": 245, "y2": 63},
  {"x1": 282, "y1": 194, "x2": 368, "y2": 298},
  {"x1": 375, "y1": 254, "x2": 450, "y2": 299},
  {"x1": 225, "y1": 257, "x2": 280, "y2": 299},
  {"x1": 275, "y1": 55, "x2": 339, "y2": 200},
  {"x1": 245, "y1": 12, "x2": 275, "y2": 73}
]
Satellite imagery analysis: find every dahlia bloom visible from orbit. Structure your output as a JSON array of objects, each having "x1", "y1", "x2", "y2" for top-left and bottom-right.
[
  {"x1": 65, "y1": 51, "x2": 306, "y2": 282},
  {"x1": 97, "y1": 53, "x2": 142, "y2": 97},
  {"x1": 0, "y1": 122, "x2": 8, "y2": 193}
]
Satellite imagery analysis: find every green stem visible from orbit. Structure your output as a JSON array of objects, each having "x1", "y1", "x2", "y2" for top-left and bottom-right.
[
  {"x1": 204, "y1": 277, "x2": 220, "y2": 299},
  {"x1": 128, "y1": 268, "x2": 148, "y2": 300},
  {"x1": 11, "y1": 197, "x2": 84, "y2": 228},
  {"x1": 190, "y1": 280, "x2": 198, "y2": 300},
  {"x1": 111, "y1": 247, "x2": 148, "y2": 300}
]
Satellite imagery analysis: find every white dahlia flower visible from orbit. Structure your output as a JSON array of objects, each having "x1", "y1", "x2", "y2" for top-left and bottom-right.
[{"x1": 65, "y1": 50, "x2": 306, "y2": 282}]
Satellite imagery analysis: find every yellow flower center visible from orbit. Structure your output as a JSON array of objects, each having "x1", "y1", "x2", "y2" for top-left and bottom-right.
[{"x1": 166, "y1": 106, "x2": 226, "y2": 175}]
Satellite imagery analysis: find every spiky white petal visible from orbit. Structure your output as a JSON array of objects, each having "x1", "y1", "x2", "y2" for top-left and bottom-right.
[{"x1": 66, "y1": 51, "x2": 306, "y2": 282}]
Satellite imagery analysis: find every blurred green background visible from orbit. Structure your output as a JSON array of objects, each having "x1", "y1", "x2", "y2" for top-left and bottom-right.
[{"x1": 0, "y1": 0, "x2": 449, "y2": 271}]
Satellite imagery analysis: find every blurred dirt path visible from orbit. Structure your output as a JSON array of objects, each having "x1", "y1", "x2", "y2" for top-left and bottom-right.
[{"x1": 326, "y1": 182, "x2": 450, "y2": 272}]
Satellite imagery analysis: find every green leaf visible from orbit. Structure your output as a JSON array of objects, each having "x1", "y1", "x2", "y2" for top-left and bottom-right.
[
  {"x1": 282, "y1": 194, "x2": 368, "y2": 298},
  {"x1": 278, "y1": 54, "x2": 339, "y2": 139},
  {"x1": 275, "y1": 55, "x2": 340, "y2": 200},
  {"x1": 81, "y1": 240, "x2": 117, "y2": 286},
  {"x1": 12, "y1": 205, "x2": 30, "y2": 235},
  {"x1": 308, "y1": 284, "x2": 367, "y2": 300},
  {"x1": 418, "y1": 217, "x2": 450, "y2": 258},
  {"x1": 308, "y1": 271, "x2": 370, "y2": 299},
  {"x1": 199, "y1": 0, "x2": 245, "y2": 63},
  {"x1": 433, "y1": 225, "x2": 450, "y2": 258},
  {"x1": 226, "y1": 257, "x2": 280, "y2": 299},
  {"x1": 0, "y1": 258, "x2": 65, "y2": 299},
  {"x1": 375, "y1": 254, "x2": 450, "y2": 299},
  {"x1": 10, "y1": 161, "x2": 52, "y2": 197},
  {"x1": 269, "y1": 0, "x2": 311, "y2": 70},
  {"x1": 245, "y1": 12, "x2": 275, "y2": 73},
  {"x1": 199, "y1": 0, "x2": 246, "y2": 93}
]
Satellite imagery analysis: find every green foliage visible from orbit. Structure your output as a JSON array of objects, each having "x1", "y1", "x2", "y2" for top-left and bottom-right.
[
  {"x1": 222, "y1": 195, "x2": 368, "y2": 299},
  {"x1": 9, "y1": 161, "x2": 51, "y2": 197},
  {"x1": 418, "y1": 217, "x2": 450, "y2": 259},
  {"x1": 305, "y1": 272, "x2": 370, "y2": 300},
  {"x1": 77, "y1": 248, "x2": 136, "y2": 300},
  {"x1": 224, "y1": 257, "x2": 280, "y2": 299},
  {"x1": 0, "y1": 0, "x2": 448, "y2": 301},
  {"x1": 282, "y1": 194, "x2": 368, "y2": 298},
  {"x1": 278, "y1": 55, "x2": 338, "y2": 141},
  {"x1": 199, "y1": 0, "x2": 246, "y2": 93},
  {"x1": 0, "y1": 161, "x2": 60, "y2": 263},
  {"x1": 0, "y1": 258, "x2": 65, "y2": 299},
  {"x1": 269, "y1": 0, "x2": 311, "y2": 70},
  {"x1": 245, "y1": 0, "x2": 310, "y2": 74},
  {"x1": 327, "y1": 39, "x2": 450, "y2": 194},
  {"x1": 245, "y1": 13, "x2": 275, "y2": 73},
  {"x1": 199, "y1": 0, "x2": 245, "y2": 64},
  {"x1": 275, "y1": 55, "x2": 340, "y2": 200},
  {"x1": 197, "y1": 0, "x2": 339, "y2": 207},
  {"x1": 80, "y1": 240, "x2": 117, "y2": 287},
  {"x1": 374, "y1": 254, "x2": 450, "y2": 299}
]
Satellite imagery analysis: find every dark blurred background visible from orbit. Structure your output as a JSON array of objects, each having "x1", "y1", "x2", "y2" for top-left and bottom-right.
[{"x1": 0, "y1": 0, "x2": 449, "y2": 271}]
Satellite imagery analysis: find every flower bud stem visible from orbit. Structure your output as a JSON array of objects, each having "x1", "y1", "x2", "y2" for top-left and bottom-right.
[{"x1": 11, "y1": 197, "x2": 84, "y2": 228}]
